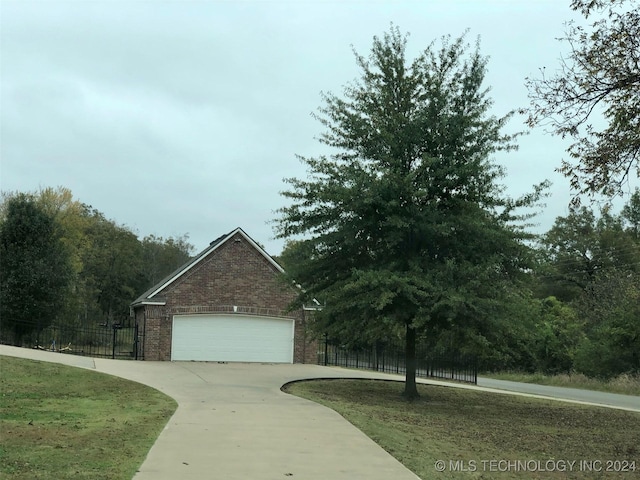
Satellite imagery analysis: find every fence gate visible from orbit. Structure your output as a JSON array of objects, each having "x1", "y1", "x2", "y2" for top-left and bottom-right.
[{"x1": 6, "y1": 321, "x2": 144, "y2": 360}]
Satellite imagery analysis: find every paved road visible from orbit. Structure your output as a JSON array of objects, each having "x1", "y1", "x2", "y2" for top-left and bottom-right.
[{"x1": 477, "y1": 377, "x2": 640, "y2": 412}]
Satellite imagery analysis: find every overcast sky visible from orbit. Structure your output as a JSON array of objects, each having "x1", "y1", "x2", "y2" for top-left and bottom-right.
[{"x1": 1, "y1": 0, "x2": 617, "y2": 256}]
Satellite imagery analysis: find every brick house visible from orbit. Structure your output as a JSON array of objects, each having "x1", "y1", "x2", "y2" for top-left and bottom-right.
[{"x1": 131, "y1": 228, "x2": 317, "y2": 363}]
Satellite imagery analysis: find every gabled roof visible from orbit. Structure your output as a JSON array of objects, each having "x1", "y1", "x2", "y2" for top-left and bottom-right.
[{"x1": 131, "y1": 227, "x2": 284, "y2": 307}]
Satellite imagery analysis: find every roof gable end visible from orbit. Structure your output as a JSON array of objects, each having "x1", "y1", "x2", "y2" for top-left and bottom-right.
[{"x1": 132, "y1": 227, "x2": 284, "y2": 305}]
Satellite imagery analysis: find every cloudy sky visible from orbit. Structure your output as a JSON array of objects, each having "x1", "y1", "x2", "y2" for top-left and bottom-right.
[{"x1": 0, "y1": 0, "x2": 609, "y2": 255}]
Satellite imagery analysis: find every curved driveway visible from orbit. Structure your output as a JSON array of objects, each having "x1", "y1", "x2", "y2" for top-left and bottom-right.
[
  {"x1": 1, "y1": 345, "x2": 638, "y2": 480},
  {"x1": 2, "y1": 346, "x2": 420, "y2": 480}
]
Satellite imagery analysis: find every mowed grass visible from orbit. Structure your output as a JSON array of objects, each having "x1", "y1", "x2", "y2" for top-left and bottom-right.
[
  {"x1": 484, "y1": 372, "x2": 640, "y2": 396},
  {"x1": 284, "y1": 379, "x2": 640, "y2": 480},
  {"x1": 0, "y1": 356, "x2": 177, "y2": 480}
]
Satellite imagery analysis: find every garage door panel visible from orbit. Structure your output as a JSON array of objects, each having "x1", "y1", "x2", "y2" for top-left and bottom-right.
[{"x1": 171, "y1": 314, "x2": 294, "y2": 363}]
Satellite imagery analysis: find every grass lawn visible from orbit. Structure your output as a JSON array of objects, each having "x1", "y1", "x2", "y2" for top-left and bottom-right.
[
  {"x1": 0, "y1": 356, "x2": 177, "y2": 480},
  {"x1": 483, "y1": 372, "x2": 640, "y2": 396},
  {"x1": 284, "y1": 379, "x2": 640, "y2": 479}
]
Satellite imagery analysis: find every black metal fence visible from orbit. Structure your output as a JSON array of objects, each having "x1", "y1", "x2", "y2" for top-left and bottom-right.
[
  {"x1": 0, "y1": 320, "x2": 143, "y2": 360},
  {"x1": 318, "y1": 339, "x2": 477, "y2": 384}
]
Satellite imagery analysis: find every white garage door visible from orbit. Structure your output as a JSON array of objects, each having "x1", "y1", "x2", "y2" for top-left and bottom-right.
[{"x1": 171, "y1": 314, "x2": 294, "y2": 363}]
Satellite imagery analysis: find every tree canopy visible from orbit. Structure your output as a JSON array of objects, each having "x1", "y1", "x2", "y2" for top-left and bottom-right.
[
  {"x1": 275, "y1": 27, "x2": 547, "y2": 398},
  {"x1": 0, "y1": 187, "x2": 194, "y2": 345},
  {"x1": 525, "y1": 0, "x2": 640, "y2": 203},
  {"x1": 0, "y1": 194, "x2": 73, "y2": 344},
  {"x1": 534, "y1": 191, "x2": 640, "y2": 377}
]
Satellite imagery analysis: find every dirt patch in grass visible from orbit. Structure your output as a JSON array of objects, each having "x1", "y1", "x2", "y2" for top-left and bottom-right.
[
  {"x1": 284, "y1": 379, "x2": 640, "y2": 479},
  {"x1": 0, "y1": 356, "x2": 177, "y2": 480}
]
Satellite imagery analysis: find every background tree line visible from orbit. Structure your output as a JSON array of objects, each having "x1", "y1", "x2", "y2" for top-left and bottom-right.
[{"x1": 0, "y1": 187, "x2": 193, "y2": 346}]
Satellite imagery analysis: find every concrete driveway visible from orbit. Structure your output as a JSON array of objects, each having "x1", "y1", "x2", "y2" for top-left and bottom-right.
[
  {"x1": 1, "y1": 346, "x2": 420, "y2": 480},
  {"x1": 2, "y1": 345, "x2": 639, "y2": 480},
  {"x1": 101, "y1": 360, "x2": 423, "y2": 480}
]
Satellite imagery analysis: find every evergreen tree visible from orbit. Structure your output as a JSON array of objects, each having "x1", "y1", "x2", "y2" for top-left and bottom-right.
[
  {"x1": 275, "y1": 28, "x2": 546, "y2": 398},
  {"x1": 0, "y1": 194, "x2": 72, "y2": 344}
]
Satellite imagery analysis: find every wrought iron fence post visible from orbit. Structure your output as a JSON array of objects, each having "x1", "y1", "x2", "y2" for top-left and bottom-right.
[
  {"x1": 324, "y1": 334, "x2": 328, "y2": 366},
  {"x1": 451, "y1": 352, "x2": 455, "y2": 380},
  {"x1": 473, "y1": 358, "x2": 478, "y2": 384},
  {"x1": 134, "y1": 323, "x2": 139, "y2": 360},
  {"x1": 112, "y1": 324, "x2": 117, "y2": 359}
]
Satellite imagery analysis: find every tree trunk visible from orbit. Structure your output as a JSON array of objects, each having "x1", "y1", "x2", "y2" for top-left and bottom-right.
[{"x1": 403, "y1": 323, "x2": 419, "y2": 399}]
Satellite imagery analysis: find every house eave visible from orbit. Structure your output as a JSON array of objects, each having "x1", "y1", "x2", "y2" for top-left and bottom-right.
[
  {"x1": 132, "y1": 299, "x2": 167, "y2": 308},
  {"x1": 303, "y1": 304, "x2": 323, "y2": 311}
]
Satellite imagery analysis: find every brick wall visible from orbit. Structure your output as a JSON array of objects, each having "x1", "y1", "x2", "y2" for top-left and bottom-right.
[
  {"x1": 135, "y1": 232, "x2": 317, "y2": 363},
  {"x1": 297, "y1": 310, "x2": 320, "y2": 364},
  {"x1": 136, "y1": 304, "x2": 170, "y2": 361}
]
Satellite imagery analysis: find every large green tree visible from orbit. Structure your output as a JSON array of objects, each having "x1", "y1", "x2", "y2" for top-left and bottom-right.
[
  {"x1": 538, "y1": 204, "x2": 640, "y2": 301},
  {"x1": 525, "y1": 0, "x2": 640, "y2": 203},
  {"x1": 79, "y1": 209, "x2": 146, "y2": 325},
  {"x1": 0, "y1": 194, "x2": 73, "y2": 345},
  {"x1": 275, "y1": 28, "x2": 546, "y2": 398}
]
